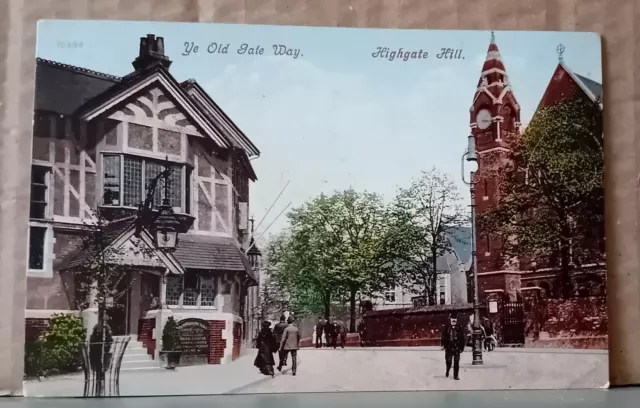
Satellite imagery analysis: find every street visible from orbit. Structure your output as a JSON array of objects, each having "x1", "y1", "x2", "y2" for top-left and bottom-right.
[
  {"x1": 232, "y1": 347, "x2": 608, "y2": 394},
  {"x1": 24, "y1": 347, "x2": 607, "y2": 397}
]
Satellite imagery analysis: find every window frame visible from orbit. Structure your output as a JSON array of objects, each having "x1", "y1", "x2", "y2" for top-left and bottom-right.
[
  {"x1": 27, "y1": 222, "x2": 54, "y2": 277},
  {"x1": 383, "y1": 290, "x2": 396, "y2": 304},
  {"x1": 165, "y1": 272, "x2": 218, "y2": 310},
  {"x1": 101, "y1": 153, "x2": 191, "y2": 214},
  {"x1": 28, "y1": 165, "x2": 54, "y2": 277}
]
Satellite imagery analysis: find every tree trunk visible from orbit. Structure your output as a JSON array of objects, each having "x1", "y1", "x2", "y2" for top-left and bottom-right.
[
  {"x1": 349, "y1": 288, "x2": 357, "y2": 333},
  {"x1": 429, "y1": 249, "x2": 438, "y2": 306},
  {"x1": 323, "y1": 291, "x2": 331, "y2": 320},
  {"x1": 559, "y1": 235, "x2": 572, "y2": 298}
]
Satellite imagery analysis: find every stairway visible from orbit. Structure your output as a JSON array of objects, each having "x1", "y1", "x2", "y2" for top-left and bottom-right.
[{"x1": 114, "y1": 336, "x2": 161, "y2": 371}]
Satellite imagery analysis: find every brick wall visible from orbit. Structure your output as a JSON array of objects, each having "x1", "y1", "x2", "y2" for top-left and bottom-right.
[
  {"x1": 25, "y1": 318, "x2": 49, "y2": 342},
  {"x1": 362, "y1": 305, "x2": 476, "y2": 347},
  {"x1": 232, "y1": 322, "x2": 242, "y2": 360},
  {"x1": 525, "y1": 296, "x2": 608, "y2": 349},
  {"x1": 207, "y1": 320, "x2": 226, "y2": 364},
  {"x1": 137, "y1": 318, "x2": 156, "y2": 357}
]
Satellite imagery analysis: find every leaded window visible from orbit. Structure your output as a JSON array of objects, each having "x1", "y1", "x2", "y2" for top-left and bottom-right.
[
  {"x1": 165, "y1": 272, "x2": 218, "y2": 308},
  {"x1": 102, "y1": 154, "x2": 188, "y2": 212}
]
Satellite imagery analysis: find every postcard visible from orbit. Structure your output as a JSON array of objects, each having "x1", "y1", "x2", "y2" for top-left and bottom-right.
[{"x1": 23, "y1": 20, "x2": 605, "y2": 396}]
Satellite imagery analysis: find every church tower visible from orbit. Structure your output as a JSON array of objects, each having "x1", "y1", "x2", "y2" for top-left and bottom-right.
[{"x1": 470, "y1": 32, "x2": 522, "y2": 276}]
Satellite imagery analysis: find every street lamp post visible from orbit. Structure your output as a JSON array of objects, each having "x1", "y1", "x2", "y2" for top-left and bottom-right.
[
  {"x1": 461, "y1": 134, "x2": 483, "y2": 366},
  {"x1": 135, "y1": 156, "x2": 194, "y2": 252}
]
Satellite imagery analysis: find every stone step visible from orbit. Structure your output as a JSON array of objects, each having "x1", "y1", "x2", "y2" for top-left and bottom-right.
[
  {"x1": 120, "y1": 366, "x2": 164, "y2": 372},
  {"x1": 119, "y1": 359, "x2": 159, "y2": 370},
  {"x1": 121, "y1": 352, "x2": 153, "y2": 362}
]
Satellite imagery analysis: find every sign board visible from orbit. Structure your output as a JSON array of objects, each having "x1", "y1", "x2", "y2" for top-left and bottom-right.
[
  {"x1": 177, "y1": 318, "x2": 210, "y2": 365},
  {"x1": 489, "y1": 300, "x2": 498, "y2": 314}
]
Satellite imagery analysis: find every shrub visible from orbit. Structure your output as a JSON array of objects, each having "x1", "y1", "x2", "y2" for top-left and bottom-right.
[
  {"x1": 36, "y1": 314, "x2": 86, "y2": 376},
  {"x1": 162, "y1": 317, "x2": 181, "y2": 351}
]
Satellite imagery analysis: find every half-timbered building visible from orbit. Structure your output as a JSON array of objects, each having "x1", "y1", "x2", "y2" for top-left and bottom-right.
[{"x1": 27, "y1": 34, "x2": 261, "y2": 365}]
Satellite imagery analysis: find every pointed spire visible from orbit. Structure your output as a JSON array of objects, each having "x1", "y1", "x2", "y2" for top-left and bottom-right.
[{"x1": 481, "y1": 31, "x2": 505, "y2": 76}]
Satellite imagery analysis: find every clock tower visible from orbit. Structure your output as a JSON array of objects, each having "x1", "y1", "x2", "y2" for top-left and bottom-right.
[{"x1": 469, "y1": 32, "x2": 522, "y2": 280}]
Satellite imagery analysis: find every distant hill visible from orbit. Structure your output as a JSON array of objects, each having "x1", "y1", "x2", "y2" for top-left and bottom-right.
[{"x1": 447, "y1": 226, "x2": 472, "y2": 263}]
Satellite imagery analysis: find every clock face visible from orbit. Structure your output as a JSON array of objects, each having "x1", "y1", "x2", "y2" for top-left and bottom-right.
[{"x1": 476, "y1": 109, "x2": 492, "y2": 130}]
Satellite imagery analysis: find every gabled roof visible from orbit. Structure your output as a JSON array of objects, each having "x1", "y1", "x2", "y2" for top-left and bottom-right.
[
  {"x1": 182, "y1": 79, "x2": 260, "y2": 158},
  {"x1": 573, "y1": 71, "x2": 603, "y2": 103},
  {"x1": 76, "y1": 65, "x2": 232, "y2": 149},
  {"x1": 60, "y1": 216, "x2": 137, "y2": 270},
  {"x1": 60, "y1": 215, "x2": 257, "y2": 284},
  {"x1": 173, "y1": 234, "x2": 257, "y2": 281},
  {"x1": 35, "y1": 57, "x2": 260, "y2": 162},
  {"x1": 35, "y1": 58, "x2": 121, "y2": 115}
]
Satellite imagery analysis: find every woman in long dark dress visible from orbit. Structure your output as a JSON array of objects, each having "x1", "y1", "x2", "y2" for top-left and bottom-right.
[{"x1": 254, "y1": 321, "x2": 277, "y2": 376}]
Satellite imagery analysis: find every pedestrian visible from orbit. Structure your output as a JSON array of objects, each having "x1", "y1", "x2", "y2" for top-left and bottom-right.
[
  {"x1": 254, "y1": 321, "x2": 278, "y2": 377},
  {"x1": 357, "y1": 317, "x2": 366, "y2": 347},
  {"x1": 315, "y1": 316, "x2": 325, "y2": 348},
  {"x1": 273, "y1": 315, "x2": 288, "y2": 368},
  {"x1": 324, "y1": 318, "x2": 336, "y2": 348},
  {"x1": 440, "y1": 312, "x2": 467, "y2": 380},
  {"x1": 278, "y1": 316, "x2": 301, "y2": 375},
  {"x1": 334, "y1": 319, "x2": 346, "y2": 348}
]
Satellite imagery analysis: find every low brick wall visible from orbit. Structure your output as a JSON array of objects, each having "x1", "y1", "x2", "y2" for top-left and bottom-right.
[
  {"x1": 362, "y1": 304, "x2": 476, "y2": 347},
  {"x1": 207, "y1": 320, "x2": 226, "y2": 364},
  {"x1": 525, "y1": 296, "x2": 607, "y2": 349},
  {"x1": 25, "y1": 318, "x2": 49, "y2": 342}
]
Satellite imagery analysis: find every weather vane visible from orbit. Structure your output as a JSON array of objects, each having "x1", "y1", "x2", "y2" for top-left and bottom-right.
[
  {"x1": 557, "y1": 44, "x2": 565, "y2": 62},
  {"x1": 490, "y1": 30, "x2": 495, "y2": 43}
]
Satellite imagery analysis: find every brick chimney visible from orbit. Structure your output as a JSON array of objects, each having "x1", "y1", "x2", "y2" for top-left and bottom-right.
[{"x1": 132, "y1": 34, "x2": 172, "y2": 71}]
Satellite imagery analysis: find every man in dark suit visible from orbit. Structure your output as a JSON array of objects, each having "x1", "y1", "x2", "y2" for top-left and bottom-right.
[
  {"x1": 273, "y1": 315, "x2": 288, "y2": 367},
  {"x1": 278, "y1": 316, "x2": 301, "y2": 375},
  {"x1": 440, "y1": 312, "x2": 467, "y2": 380},
  {"x1": 315, "y1": 316, "x2": 325, "y2": 348}
]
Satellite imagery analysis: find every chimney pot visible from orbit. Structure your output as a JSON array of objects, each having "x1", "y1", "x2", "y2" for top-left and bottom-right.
[{"x1": 132, "y1": 33, "x2": 172, "y2": 71}]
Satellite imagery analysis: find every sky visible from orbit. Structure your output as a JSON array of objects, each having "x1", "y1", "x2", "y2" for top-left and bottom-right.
[{"x1": 37, "y1": 20, "x2": 602, "y2": 240}]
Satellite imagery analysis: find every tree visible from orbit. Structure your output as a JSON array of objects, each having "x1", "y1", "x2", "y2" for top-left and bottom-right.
[
  {"x1": 267, "y1": 190, "x2": 398, "y2": 332},
  {"x1": 390, "y1": 168, "x2": 468, "y2": 305},
  {"x1": 257, "y1": 268, "x2": 289, "y2": 321},
  {"x1": 479, "y1": 97, "x2": 603, "y2": 297},
  {"x1": 266, "y1": 226, "x2": 345, "y2": 320}
]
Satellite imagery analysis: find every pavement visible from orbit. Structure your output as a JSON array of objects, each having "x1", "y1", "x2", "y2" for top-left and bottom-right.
[{"x1": 23, "y1": 347, "x2": 608, "y2": 397}]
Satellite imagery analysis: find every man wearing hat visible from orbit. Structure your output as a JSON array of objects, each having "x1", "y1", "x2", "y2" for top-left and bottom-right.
[{"x1": 440, "y1": 312, "x2": 467, "y2": 380}]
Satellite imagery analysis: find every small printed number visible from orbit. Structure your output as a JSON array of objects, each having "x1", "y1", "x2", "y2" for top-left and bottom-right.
[{"x1": 57, "y1": 41, "x2": 83, "y2": 49}]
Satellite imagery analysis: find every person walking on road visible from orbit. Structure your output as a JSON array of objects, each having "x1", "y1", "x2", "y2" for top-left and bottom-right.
[
  {"x1": 334, "y1": 319, "x2": 346, "y2": 348},
  {"x1": 278, "y1": 316, "x2": 301, "y2": 375},
  {"x1": 324, "y1": 318, "x2": 336, "y2": 348},
  {"x1": 254, "y1": 321, "x2": 278, "y2": 377},
  {"x1": 315, "y1": 316, "x2": 325, "y2": 348},
  {"x1": 441, "y1": 312, "x2": 467, "y2": 380},
  {"x1": 273, "y1": 315, "x2": 288, "y2": 368}
]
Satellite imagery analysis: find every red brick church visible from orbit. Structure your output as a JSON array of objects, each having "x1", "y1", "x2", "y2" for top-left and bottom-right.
[{"x1": 470, "y1": 33, "x2": 605, "y2": 303}]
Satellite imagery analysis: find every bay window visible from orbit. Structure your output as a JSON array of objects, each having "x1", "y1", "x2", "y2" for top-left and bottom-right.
[
  {"x1": 102, "y1": 154, "x2": 189, "y2": 213},
  {"x1": 166, "y1": 272, "x2": 217, "y2": 308}
]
